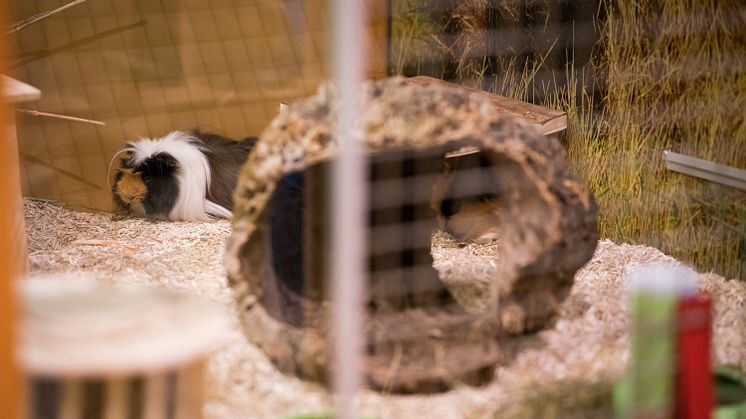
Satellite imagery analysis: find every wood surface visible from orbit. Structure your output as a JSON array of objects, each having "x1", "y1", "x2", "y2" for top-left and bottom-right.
[
  {"x1": 0, "y1": 67, "x2": 37, "y2": 419},
  {"x1": 405, "y1": 76, "x2": 567, "y2": 135},
  {"x1": 1, "y1": 88, "x2": 28, "y2": 419}
]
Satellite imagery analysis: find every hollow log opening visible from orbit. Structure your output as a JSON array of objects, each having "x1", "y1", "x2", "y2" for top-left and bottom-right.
[{"x1": 225, "y1": 77, "x2": 598, "y2": 393}]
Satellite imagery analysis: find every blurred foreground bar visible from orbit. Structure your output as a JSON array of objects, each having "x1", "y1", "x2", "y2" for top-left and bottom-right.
[{"x1": 1, "y1": 75, "x2": 41, "y2": 419}]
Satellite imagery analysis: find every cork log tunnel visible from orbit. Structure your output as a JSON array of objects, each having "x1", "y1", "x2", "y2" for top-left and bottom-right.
[{"x1": 224, "y1": 77, "x2": 598, "y2": 393}]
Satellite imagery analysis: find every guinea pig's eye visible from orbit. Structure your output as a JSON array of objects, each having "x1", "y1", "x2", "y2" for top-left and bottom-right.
[{"x1": 142, "y1": 173, "x2": 152, "y2": 183}]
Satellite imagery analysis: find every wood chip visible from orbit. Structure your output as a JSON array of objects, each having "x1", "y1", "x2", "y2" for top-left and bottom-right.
[{"x1": 24, "y1": 198, "x2": 746, "y2": 419}]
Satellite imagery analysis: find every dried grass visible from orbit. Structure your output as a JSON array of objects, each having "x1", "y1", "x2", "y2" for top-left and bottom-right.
[
  {"x1": 24, "y1": 198, "x2": 746, "y2": 418},
  {"x1": 392, "y1": 0, "x2": 746, "y2": 279}
]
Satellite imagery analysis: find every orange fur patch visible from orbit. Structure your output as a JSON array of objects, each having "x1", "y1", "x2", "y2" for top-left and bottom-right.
[
  {"x1": 446, "y1": 199, "x2": 501, "y2": 244},
  {"x1": 115, "y1": 168, "x2": 147, "y2": 204}
]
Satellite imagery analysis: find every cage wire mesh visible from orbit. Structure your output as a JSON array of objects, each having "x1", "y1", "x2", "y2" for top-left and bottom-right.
[
  {"x1": 386, "y1": 0, "x2": 745, "y2": 415},
  {"x1": 8, "y1": 0, "x2": 746, "y2": 417},
  {"x1": 225, "y1": 71, "x2": 599, "y2": 414},
  {"x1": 391, "y1": 0, "x2": 746, "y2": 280},
  {"x1": 7, "y1": 0, "x2": 387, "y2": 210}
]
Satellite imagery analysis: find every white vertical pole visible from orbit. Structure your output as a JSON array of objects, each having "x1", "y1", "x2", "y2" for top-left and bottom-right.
[{"x1": 332, "y1": 0, "x2": 367, "y2": 418}]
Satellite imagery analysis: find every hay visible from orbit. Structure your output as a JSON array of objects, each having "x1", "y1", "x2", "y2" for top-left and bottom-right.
[
  {"x1": 431, "y1": 230, "x2": 501, "y2": 313},
  {"x1": 24, "y1": 198, "x2": 746, "y2": 418}
]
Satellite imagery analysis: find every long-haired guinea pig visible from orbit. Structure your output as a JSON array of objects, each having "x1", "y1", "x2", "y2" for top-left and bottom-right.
[{"x1": 111, "y1": 130, "x2": 256, "y2": 221}]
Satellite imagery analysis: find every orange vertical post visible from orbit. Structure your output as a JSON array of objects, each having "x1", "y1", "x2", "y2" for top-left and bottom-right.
[
  {"x1": 1, "y1": 6, "x2": 30, "y2": 418},
  {"x1": 0, "y1": 104, "x2": 27, "y2": 419},
  {"x1": 0, "y1": 112, "x2": 26, "y2": 418}
]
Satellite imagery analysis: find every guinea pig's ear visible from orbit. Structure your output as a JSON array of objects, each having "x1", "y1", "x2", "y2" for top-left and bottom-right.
[
  {"x1": 240, "y1": 136, "x2": 258, "y2": 149},
  {"x1": 108, "y1": 149, "x2": 135, "y2": 189},
  {"x1": 119, "y1": 150, "x2": 136, "y2": 167}
]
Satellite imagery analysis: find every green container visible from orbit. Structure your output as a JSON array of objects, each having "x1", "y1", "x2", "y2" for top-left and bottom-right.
[{"x1": 715, "y1": 366, "x2": 746, "y2": 419}]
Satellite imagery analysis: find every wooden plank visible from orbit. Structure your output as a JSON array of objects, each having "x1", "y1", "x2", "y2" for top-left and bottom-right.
[
  {"x1": 405, "y1": 76, "x2": 567, "y2": 136},
  {"x1": 0, "y1": 77, "x2": 34, "y2": 419},
  {"x1": 0, "y1": 111, "x2": 23, "y2": 419},
  {"x1": 2, "y1": 75, "x2": 41, "y2": 104},
  {"x1": 663, "y1": 150, "x2": 746, "y2": 191}
]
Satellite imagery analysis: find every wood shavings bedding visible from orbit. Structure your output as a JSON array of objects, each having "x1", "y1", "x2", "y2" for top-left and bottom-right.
[{"x1": 24, "y1": 199, "x2": 746, "y2": 418}]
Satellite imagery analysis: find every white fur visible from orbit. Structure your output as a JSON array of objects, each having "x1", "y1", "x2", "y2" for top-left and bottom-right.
[
  {"x1": 126, "y1": 131, "x2": 231, "y2": 221},
  {"x1": 205, "y1": 200, "x2": 233, "y2": 218}
]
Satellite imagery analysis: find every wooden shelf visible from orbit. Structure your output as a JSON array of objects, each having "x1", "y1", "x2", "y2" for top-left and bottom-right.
[{"x1": 405, "y1": 76, "x2": 567, "y2": 136}]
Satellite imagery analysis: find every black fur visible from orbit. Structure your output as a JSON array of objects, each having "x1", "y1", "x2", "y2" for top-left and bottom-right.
[
  {"x1": 191, "y1": 130, "x2": 257, "y2": 211},
  {"x1": 140, "y1": 153, "x2": 180, "y2": 218},
  {"x1": 111, "y1": 170, "x2": 127, "y2": 211}
]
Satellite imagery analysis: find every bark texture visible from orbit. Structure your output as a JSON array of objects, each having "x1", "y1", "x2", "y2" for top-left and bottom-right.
[{"x1": 225, "y1": 77, "x2": 598, "y2": 392}]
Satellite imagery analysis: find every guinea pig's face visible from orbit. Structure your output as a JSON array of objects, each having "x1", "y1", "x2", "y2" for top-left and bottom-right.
[
  {"x1": 113, "y1": 153, "x2": 179, "y2": 219},
  {"x1": 113, "y1": 168, "x2": 147, "y2": 216}
]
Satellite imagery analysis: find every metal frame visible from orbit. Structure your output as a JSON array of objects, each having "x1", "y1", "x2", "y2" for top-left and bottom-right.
[{"x1": 662, "y1": 150, "x2": 746, "y2": 192}]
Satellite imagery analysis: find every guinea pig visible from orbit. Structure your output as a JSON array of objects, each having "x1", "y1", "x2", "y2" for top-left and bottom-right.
[
  {"x1": 111, "y1": 130, "x2": 256, "y2": 221},
  {"x1": 443, "y1": 196, "x2": 502, "y2": 244},
  {"x1": 431, "y1": 147, "x2": 502, "y2": 244}
]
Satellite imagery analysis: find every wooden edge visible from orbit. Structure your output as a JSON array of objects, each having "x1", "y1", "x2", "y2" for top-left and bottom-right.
[
  {"x1": 444, "y1": 146, "x2": 481, "y2": 159},
  {"x1": 541, "y1": 114, "x2": 569, "y2": 136},
  {"x1": 2, "y1": 75, "x2": 41, "y2": 104},
  {"x1": 405, "y1": 76, "x2": 567, "y2": 136}
]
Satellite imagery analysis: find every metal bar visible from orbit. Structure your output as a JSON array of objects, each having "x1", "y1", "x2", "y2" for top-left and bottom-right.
[
  {"x1": 4, "y1": 0, "x2": 89, "y2": 35},
  {"x1": 16, "y1": 109, "x2": 106, "y2": 126},
  {"x1": 662, "y1": 150, "x2": 746, "y2": 192},
  {"x1": 332, "y1": 0, "x2": 367, "y2": 417}
]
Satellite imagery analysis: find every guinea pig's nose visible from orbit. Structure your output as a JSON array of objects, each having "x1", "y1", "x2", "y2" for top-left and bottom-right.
[{"x1": 126, "y1": 200, "x2": 147, "y2": 217}]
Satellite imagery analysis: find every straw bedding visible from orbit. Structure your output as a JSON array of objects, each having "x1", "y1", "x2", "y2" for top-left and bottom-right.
[{"x1": 24, "y1": 199, "x2": 746, "y2": 418}]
